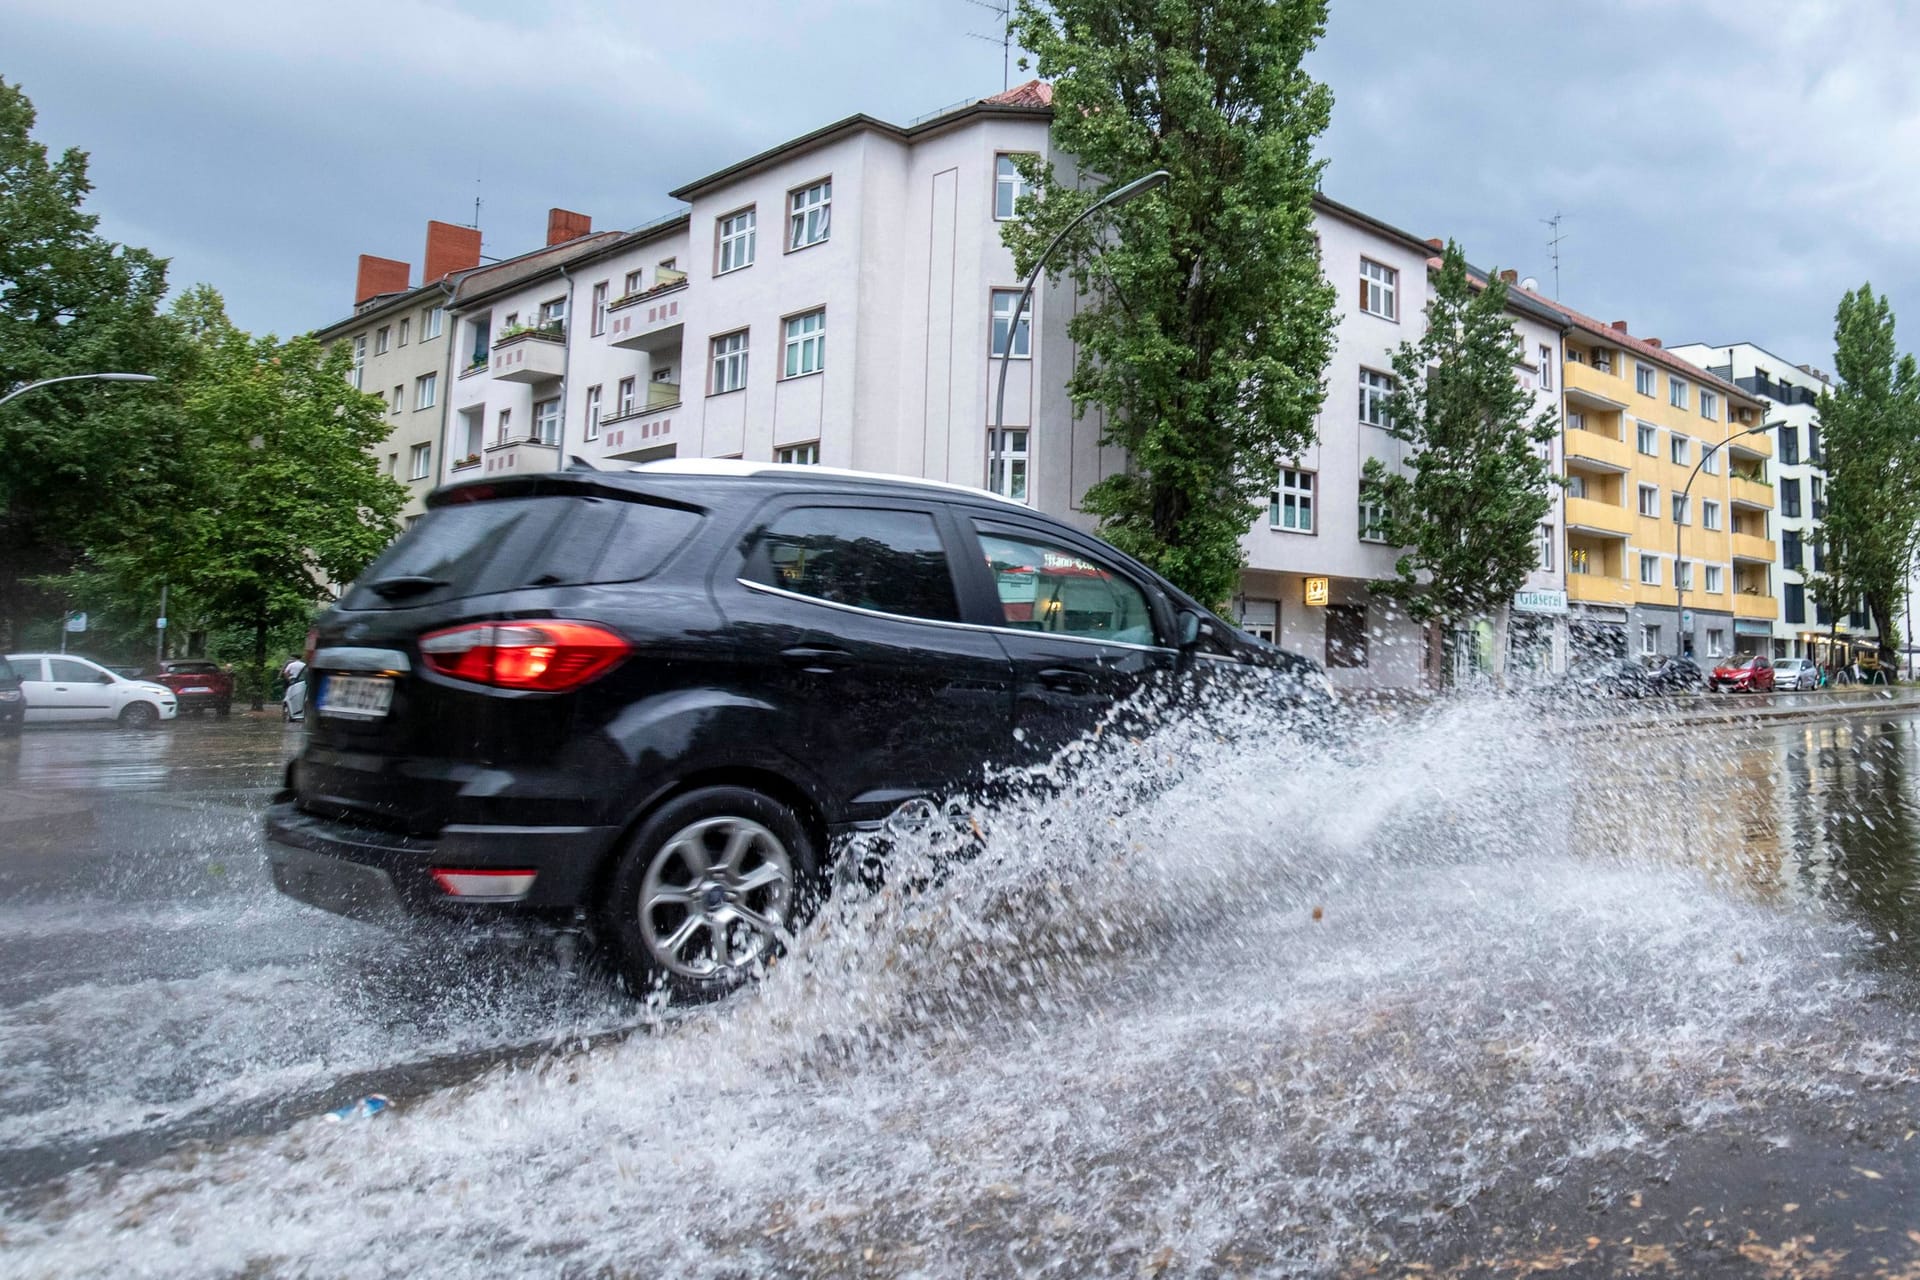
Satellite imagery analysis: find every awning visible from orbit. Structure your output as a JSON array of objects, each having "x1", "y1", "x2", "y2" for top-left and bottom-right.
[{"x1": 1734, "y1": 620, "x2": 1773, "y2": 636}]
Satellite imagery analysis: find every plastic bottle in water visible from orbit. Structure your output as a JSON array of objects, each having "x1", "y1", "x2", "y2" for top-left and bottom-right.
[{"x1": 323, "y1": 1094, "x2": 391, "y2": 1123}]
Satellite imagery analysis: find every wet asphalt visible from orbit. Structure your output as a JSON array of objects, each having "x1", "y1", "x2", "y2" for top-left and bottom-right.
[{"x1": 1, "y1": 699, "x2": 1919, "y2": 1274}]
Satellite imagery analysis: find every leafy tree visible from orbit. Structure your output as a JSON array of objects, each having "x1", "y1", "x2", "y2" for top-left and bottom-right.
[
  {"x1": 1002, "y1": 0, "x2": 1338, "y2": 606},
  {"x1": 0, "y1": 77, "x2": 187, "y2": 644},
  {"x1": 1358, "y1": 244, "x2": 1558, "y2": 684},
  {"x1": 1813, "y1": 283, "x2": 1920, "y2": 670}
]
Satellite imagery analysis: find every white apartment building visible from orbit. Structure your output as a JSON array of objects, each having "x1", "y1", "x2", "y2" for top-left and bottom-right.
[{"x1": 1669, "y1": 341, "x2": 1871, "y2": 662}]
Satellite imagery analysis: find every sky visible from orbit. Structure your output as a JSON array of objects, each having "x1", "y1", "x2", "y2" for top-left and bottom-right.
[{"x1": 8, "y1": 0, "x2": 1918, "y2": 369}]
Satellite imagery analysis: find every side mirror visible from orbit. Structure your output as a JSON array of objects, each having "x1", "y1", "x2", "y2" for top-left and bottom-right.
[{"x1": 1177, "y1": 609, "x2": 1202, "y2": 647}]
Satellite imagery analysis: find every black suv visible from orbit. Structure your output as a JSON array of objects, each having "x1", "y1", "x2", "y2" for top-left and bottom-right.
[
  {"x1": 266, "y1": 461, "x2": 1326, "y2": 998},
  {"x1": 0, "y1": 654, "x2": 22, "y2": 736}
]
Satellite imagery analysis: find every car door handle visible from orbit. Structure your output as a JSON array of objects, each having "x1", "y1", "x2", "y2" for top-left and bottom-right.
[
  {"x1": 1037, "y1": 667, "x2": 1095, "y2": 693},
  {"x1": 781, "y1": 645, "x2": 852, "y2": 673}
]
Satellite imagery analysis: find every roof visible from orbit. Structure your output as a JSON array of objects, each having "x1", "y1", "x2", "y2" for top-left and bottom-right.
[
  {"x1": 1513, "y1": 284, "x2": 1762, "y2": 408},
  {"x1": 313, "y1": 277, "x2": 458, "y2": 342},
  {"x1": 628, "y1": 458, "x2": 1026, "y2": 506},
  {"x1": 450, "y1": 230, "x2": 628, "y2": 310},
  {"x1": 669, "y1": 80, "x2": 1056, "y2": 201}
]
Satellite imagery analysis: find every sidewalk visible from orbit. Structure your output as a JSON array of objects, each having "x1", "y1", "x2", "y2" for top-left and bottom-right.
[{"x1": 1613, "y1": 683, "x2": 1920, "y2": 730}]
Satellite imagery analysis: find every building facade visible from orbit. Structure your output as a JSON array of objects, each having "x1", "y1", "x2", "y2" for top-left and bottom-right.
[
  {"x1": 1669, "y1": 342, "x2": 1872, "y2": 662},
  {"x1": 1548, "y1": 303, "x2": 1774, "y2": 663}
]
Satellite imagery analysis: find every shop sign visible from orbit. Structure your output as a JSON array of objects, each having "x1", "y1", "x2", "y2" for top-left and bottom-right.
[
  {"x1": 1513, "y1": 588, "x2": 1567, "y2": 615},
  {"x1": 1303, "y1": 577, "x2": 1329, "y2": 607}
]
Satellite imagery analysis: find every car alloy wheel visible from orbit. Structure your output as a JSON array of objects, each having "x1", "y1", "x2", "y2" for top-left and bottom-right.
[
  {"x1": 120, "y1": 702, "x2": 159, "y2": 729},
  {"x1": 637, "y1": 815, "x2": 794, "y2": 982}
]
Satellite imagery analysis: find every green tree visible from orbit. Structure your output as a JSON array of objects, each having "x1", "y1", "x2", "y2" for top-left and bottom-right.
[
  {"x1": 112, "y1": 289, "x2": 406, "y2": 705},
  {"x1": 1358, "y1": 244, "x2": 1558, "y2": 685},
  {"x1": 1813, "y1": 283, "x2": 1920, "y2": 670},
  {"x1": 0, "y1": 77, "x2": 186, "y2": 644},
  {"x1": 1002, "y1": 0, "x2": 1338, "y2": 606}
]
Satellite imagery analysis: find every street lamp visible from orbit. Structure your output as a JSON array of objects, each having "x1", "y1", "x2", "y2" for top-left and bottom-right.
[
  {"x1": 991, "y1": 169, "x2": 1171, "y2": 448},
  {"x1": 1674, "y1": 419, "x2": 1776, "y2": 659},
  {"x1": 0, "y1": 372, "x2": 159, "y2": 409}
]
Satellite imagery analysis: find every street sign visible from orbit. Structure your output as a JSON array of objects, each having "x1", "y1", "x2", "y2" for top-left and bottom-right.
[
  {"x1": 1682, "y1": 610, "x2": 1693, "y2": 628},
  {"x1": 65, "y1": 612, "x2": 87, "y2": 633},
  {"x1": 156, "y1": 617, "x2": 168, "y2": 630}
]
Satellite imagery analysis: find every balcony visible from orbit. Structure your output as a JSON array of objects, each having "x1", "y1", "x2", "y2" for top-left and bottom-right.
[
  {"x1": 481, "y1": 434, "x2": 560, "y2": 475},
  {"x1": 1565, "y1": 358, "x2": 1629, "y2": 411},
  {"x1": 1734, "y1": 592, "x2": 1777, "y2": 620},
  {"x1": 608, "y1": 273, "x2": 689, "y2": 353},
  {"x1": 1564, "y1": 426, "x2": 1634, "y2": 473},
  {"x1": 1568, "y1": 573, "x2": 1635, "y2": 606},
  {"x1": 491, "y1": 326, "x2": 566, "y2": 384},
  {"x1": 1731, "y1": 532, "x2": 1776, "y2": 562},
  {"x1": 1565, "y1": 495, "x2": 1633, "y2": 538},
  {"x1": 1729, "y1": 475, "x2": 1772, "y2": 509},
  {"x1": 600, "y1": 383, "x2": 682, "y2": 459}
]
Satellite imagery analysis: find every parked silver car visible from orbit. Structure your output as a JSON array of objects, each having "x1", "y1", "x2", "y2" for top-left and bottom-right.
[{"x1": 1774, "y1": 657, "x2": 1819, "y2": 691}]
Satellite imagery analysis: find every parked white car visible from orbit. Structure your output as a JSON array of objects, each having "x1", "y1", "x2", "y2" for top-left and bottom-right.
[
  {"x1": 4, "y1": 653, "x2": 179, "y2": 727},
  {"x1": 1774, "y1": 657, "x2": 1819, "y2": 691}
]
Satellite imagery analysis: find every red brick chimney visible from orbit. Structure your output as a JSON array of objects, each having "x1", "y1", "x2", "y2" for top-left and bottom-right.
[
  {"x1": 1645, "y1": 338, "x2": 1662, "y2": 349},
  {"x1": 547, "y1": 208, "x2": 592, "y2": 246},
  {"x1": 1425, "y1": 237, "x2": 1444, "y2": 250},
  {"x1": 424, "y1": 221, "x2": 483, "y2": 282},
  {"x1": 354, "y1": 255, "x2": 410, "y2": 306},
  {"x1": 1499, "y1": 269, "x2": 1518, "y2": 284},
  {"x1": 1610, "y1": 320, "x2": 1629, "y2": 333}
]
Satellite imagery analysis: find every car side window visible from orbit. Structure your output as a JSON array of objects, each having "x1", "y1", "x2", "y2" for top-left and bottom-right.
[
  {"x1": 10, "y1": 658, "x2": 43, "y2": 681},
  {"x1": 744, "y1": 505, "x2": 960, "y2": 622},
  {"x1": 49, "y1": 658, "x2": 99, "y2": 682},
  {"x1": 974, "y1": 523, "x2": 1159, "y2": 646}
]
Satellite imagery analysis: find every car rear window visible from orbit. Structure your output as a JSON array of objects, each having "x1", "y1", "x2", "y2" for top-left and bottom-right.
[{"x1": 342, "y1": 495, "x2": 701, "y2": 610}]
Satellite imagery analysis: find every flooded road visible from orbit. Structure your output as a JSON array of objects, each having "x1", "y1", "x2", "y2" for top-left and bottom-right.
[{"x1": 2, "y1": 698, "x2": 1919, "y2": 1275}]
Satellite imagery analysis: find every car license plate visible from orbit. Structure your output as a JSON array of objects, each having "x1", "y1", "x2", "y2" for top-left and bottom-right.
[
  {"x1": 182, "y1": 686, "x2": 212, "y2": 694},
  {"x1": 317, "y1": 675, "x2": 394, "y2": 720}
]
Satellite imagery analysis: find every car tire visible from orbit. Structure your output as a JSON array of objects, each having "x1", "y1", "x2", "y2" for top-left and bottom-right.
[
  {"x1": 602, "y1": 785, "x2": 818, "y2": 1004},
  {"x1": 119, "y1": 702, "x2": 160, "y2": 730},
  {"x1": 216, "y1": 700, "x2": 232, "y2": 718}
]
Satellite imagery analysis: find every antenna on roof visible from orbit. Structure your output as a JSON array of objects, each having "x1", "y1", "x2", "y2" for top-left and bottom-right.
[
  {"x1": 1541, "y1": 212, "x2": 1568, "y2": 298},
  {"x1": 964, "y1": 0, "x2": 1013, "y2": 92},
  {"x1": 471, "y1": 161, "x2": 483, "y2": 233}
]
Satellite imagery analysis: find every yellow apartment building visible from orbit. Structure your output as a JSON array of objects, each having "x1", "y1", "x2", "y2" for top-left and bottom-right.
[{"x1": 1535, "y1": 299, "x2": 1774, "y2": 664}]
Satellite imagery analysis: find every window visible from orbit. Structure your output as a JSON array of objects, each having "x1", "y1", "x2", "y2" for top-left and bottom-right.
[
  {"x1": 374, "y1": 325, "x2": 391, "y2": 355},
  {"x1": 1359, "y1": 501, "x2": 1391, "y2": 543},
  {"x1": 776, "y1": 442, "x2": 821, "y2": 466},
  {"x1": 1326, "y1": 604, "x2": 1368, "y2": 669},
  {"x1": 1783, "y1": 529, "x2": 1802, "y2": 569},
  {"x1": 1669, "y1": 376, "x2": 1688, "y2": 409},
  {"x1": 1785, "y1": 583, "x2": 1806, "y2": 625},
  {"x1": 1671, "y1": 494, "x2": 1689, "y2": 525},
  {"x1": 1538, "y1": 344, "x2": 1554, "y2": 390},
  {"x1": 398, "y1": 318, "x2": 410, "y2": 347},
  {"x1": 717, "y1": 208, "x2": 757, "y2": 273},
  {"x1": 711, "y1": 330, "x2": 749, "y2": 394},
  {"x1": 1637, "y1": 422, "x2": 1657, "y2": 455},
  {"x1": 1537, "y1": 522, "x2": 1554, "y2": 571},
  {"x1": 1639, "y1": 554, "x2": 1660, "y2": 586},
  {"x1": 1591, "y1": 348, "x2": 1614, "y2": 374},
  {"x1": 788, "y1": 179, "x2": 831, "y2": 250},
  {"x1": 624, "y1": 269, "x2": 645, "y2": 297},
  {"x1": 1811, "y1": 475, "x2": 1824, "y2": 514},
  {"x1": 495, "y1": 407, "x2": 511, "y2": 445},
  {"x1": 1676, "y1": 561, "x2": 1693, "y2": 591},
  {"x1": 459, "y1": 408, "x2": 484, "y2": 458},
  {"x1": 1270, "y1": 468, "x2": 1315, "y2": 533},
  {"x1": 990, "y1": 289, "x2": 1032, "y2": 358},
  {"x1": 1705, "y1": 565, "x2": 1723, "y2": 594},
  {"x1": 414, "y1": 372, "x2": 437, "y2": 410},
  {"x1": 1641, "y1": 624, "x2": 1661, "y2": 656},
  {"x1": 977, "y1": 525, "x2": 1157, "y2": 645},
  {"x1": 583, "y1": 386, "x2": 602, "y2": 440},
  {"x1": 1566, "y1": 473, "x2": 1587, "y2": 499},
  {"x1": 1808, "y1": 424, "x2": 1823, "y2": 462},
  {"x1": 590, "y1": 281, "x2": 609, "y2": 336},
  {"x1": 1701, "y1": 449, "x2": 1718, "y2": 475},
  {"x1": 1702, "y1": 500, "x2": 1721, "y2": 531},
  {"x1": 994, "y1": 154, "x2": 1033, "y2": 220},
  {"x1": 350, "y1": 335, "x2": 366, "y2": 390},
  {"x1": 783, "y1": 310, "x2": 826, "y2": 378},
  {"x1": 1779, "y1": 424, "x2": 1800, "y2": 465},
  {"x1": 617, "y1": 376, "x2": 637, "y2": 416},
  {"x1": 533, "y1": 397, "x2": 561, "y2": 445},
  {"x1": 747, "y1": 506, "x2": 958, "y2": 623},
  {"x1": 1359, "y1": 258, "x2": 1398, "y2": 320},
  {"x1": 390, "y1": 384, "x2": 403, "y2": 416},
  {"x1": 988, "y1": 428, "x2": 1029, "y2": 501},
  {"x1": 1780, "y1": 476, "x2": 1802, "y2": 518},
  {"x1": 409, "y1": 443, "x2": 431, "y2": 480},
  {"x1": 1706, "y1": 628, "x2": 1726, "y2": 656},
  {"x1": 424, "y1": 306, "x2": 444, "y2": 340},
  {"x1": 1670, "y1": 433, "x2": 1690, "y2": 466},
  {"x1": 1636, "y1": 363, "x2": 1656, "y2": 396},
  {"x1": 1700, "y1": 389, "x2": 1718, "y2": 420},
  {"x1": 1637, "y1": 484, "x2": 1659, "y2": 517},
  {"x1": 1813, "y1": 535, "x2": 1826, "y2": 571},
  {"x1": 386, "y1": 453, "x2": 398, "y2": 476},
  {"x1": 1358, "y1": 368, "x2": 1394, "y2": 427},
  {"x1": 538, "y1": 297, "x2": 566, "y2": 327}
]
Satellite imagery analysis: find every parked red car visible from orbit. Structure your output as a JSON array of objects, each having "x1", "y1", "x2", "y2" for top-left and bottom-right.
[
  {"x1": 1709, "y1": 655, "x2": 1775, "y2": 693},
  {"x1": 151, "y1": 659, "x2": 233, "y2": 716}
]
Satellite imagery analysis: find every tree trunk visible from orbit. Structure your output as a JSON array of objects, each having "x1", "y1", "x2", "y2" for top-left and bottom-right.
[
  {"x1": 1869, "y1": 591, "x2": 1900, "y2": 677},
  {"x1": 251, "y1": 610, "x2": 267, "y2": 711},
  {"x1": 1489, "y1": 602, "x2": 1512, "y2": 692}
]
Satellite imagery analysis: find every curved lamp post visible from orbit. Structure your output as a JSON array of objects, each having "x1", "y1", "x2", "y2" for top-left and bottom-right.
[
  {"x1": 0, "y1": 372, "x2": 159, "y2": 409},
  {"x1": 991, "y1": 169, "x2": 1171, "y2": 446},
  {"x1": 1674, "y1": 419, "x2": 1776, "y2": 659}
]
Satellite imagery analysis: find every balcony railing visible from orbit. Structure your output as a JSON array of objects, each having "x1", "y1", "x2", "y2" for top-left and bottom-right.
[
  {"x1": 603, "y1": 383, "x2": 681, "y2": 425},
  {"x1": 492, "y1": 321, "x2": 565, "y2": 347},
  {"x1": 608, "y1": 270, "x2": 689, "y2": 312}
]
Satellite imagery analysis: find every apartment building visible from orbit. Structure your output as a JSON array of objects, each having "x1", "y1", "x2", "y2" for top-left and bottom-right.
[
  {"x1": 313, "y1": 221, "x2": 482, "y2": 518},
  {"x1": 1669, "y1": 342, "x2": 1872, "y2": 662},
  {"x1": 1548, "y1": 302, "x2": 1773, "y2": 663}
]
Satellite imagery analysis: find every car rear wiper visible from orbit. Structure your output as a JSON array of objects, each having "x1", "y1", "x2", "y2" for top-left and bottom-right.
[{"x1": 367, "y1": 575, "x2": 448, "y2": 599}]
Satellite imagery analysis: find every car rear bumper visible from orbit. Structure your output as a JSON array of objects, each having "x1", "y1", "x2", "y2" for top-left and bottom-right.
[{"x1": 263, "y1": 799, "x2": 618, "y2": 921}]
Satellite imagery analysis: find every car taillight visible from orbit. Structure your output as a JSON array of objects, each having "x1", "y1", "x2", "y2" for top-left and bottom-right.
[{"x1": 418, "y1": 620, "x2": 631, "y2": 691}]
